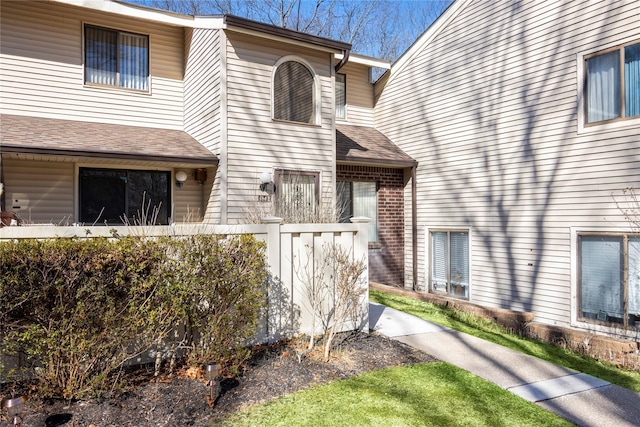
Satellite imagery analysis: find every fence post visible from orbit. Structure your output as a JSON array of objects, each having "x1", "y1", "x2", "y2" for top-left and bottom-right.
[
  {"x1": 349, "y1": 216, "x2": 370, "y2": 331},
  {"x1": 261, "y1": 216, "x2": 283, "y2": 340}
]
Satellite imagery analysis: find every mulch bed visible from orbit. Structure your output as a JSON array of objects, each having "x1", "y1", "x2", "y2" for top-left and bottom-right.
[{"x1": 2, "y1": 332, "x2": 437, "y2": 426}]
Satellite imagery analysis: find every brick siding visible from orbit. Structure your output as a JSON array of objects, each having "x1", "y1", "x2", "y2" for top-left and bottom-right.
[{"x1": 337, "y1": 165, "x2": 406, "y2": 286}]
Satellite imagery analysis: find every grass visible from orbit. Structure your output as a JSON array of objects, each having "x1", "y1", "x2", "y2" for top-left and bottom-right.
[
  {"x1": 370, "y1": 289, "x2": 640, "y2": 392},
  {"x1": 215, "y1": 362, "x2": 573, "y2": 427}
]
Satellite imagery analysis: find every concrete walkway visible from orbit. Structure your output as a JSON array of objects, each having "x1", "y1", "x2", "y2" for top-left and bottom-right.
[{"x1": 369, "y1": 302, "x2": 640, "y2": 427}]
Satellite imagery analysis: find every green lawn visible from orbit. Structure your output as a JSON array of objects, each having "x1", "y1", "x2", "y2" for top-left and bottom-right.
[
  {"x1": 215, "y1": 362, "x2": 573, "y2": 427},
  {"x1": 370, "y1": 289, "x2": 640, "y2": 392}
]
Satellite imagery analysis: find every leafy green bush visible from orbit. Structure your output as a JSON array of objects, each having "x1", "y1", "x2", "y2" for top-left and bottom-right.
[{"x1": 0, "y1": 234, "x2": 267, "y2": 399}]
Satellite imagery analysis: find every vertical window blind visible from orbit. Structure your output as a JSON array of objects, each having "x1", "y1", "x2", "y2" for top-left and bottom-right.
[{"x1": 85, "y1": 25, "x2": 148, "y2": 91}]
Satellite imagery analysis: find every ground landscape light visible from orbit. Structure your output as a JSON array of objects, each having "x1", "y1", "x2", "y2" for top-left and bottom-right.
[
  {"x1": 205, "y1": 363, "x2": 220, "y2": 408},
  {"x1": 2, "y1": 395, "x2": 26, "y2": 427}
]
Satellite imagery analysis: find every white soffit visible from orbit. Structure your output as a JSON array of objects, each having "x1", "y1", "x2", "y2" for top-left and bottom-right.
[
  {"x1": 337, "y1": 53, "x2": 391, "y2": 69},
  {"x1": 51, "y1": 0, "x2": 195, "y2": 27}
]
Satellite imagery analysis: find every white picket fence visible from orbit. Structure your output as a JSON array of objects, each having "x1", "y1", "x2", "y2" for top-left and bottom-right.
[{"x1": 0, "y1": 216, "x2": 370, "y2": 342}]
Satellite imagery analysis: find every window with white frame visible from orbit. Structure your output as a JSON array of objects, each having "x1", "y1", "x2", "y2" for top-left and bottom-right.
[
  {"x1": 273, "y1": 60, "x2": 316, "y2": 124},
  {"x1": 337, "y1": 180, "x2": 377, "y2": 241},
  {"x1": 84, "y1": 25, "x2": 149, "y2": 91},
  {"x1": 79, "y1": 168, "x2": 170, "y2": 225},
  {"x1": 585, "y1": 41, "x2": 640, "y2": 124},
  {"x1": 335, "y1": 73, "x2": 346, "y2": 119},
  {"x1": 430, "y1": 230, "x2": 469, "y2": 299},
  {"x1": 578, "y1": 233, "x2": 640, "y2": 328},
  {"x1": 274, "y1": 170, "x2": 319, "y2": 222}
]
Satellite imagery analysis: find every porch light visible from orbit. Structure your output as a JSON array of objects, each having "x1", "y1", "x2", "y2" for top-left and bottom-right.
[
  {"x1": 205, "y1": 363, "x2": 220, "y2": 408},
  {"x1": 175, "y1": 170, "x2": 188, "y2": 188},
  {"x1": 2, "y1": 395, "x2": 26, "y2": 427},
  {"x1": 259, "y1": 172, "x2": 275, "y2": 195}
]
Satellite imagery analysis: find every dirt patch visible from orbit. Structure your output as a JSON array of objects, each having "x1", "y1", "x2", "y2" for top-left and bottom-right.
[{"x1": 2, "y1": 332, "x2": 437, "y2": 426}]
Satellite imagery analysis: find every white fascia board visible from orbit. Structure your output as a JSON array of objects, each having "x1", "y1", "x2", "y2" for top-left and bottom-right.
[
  {"x1": 192, "y1": 16, "x2": 226, "y2": 29},
  {"x1": 387, "y1": 0, "x2": 471, "y2": 85},
  {"x1": 223, "y1": 27, "x2": 341, "y2": 54},
  {"x1": 50, "y1": 0, "x2": 195, "y2": 27},
  {"x1": 336, "y1": 53, "x2": 391, "y2": 69}
]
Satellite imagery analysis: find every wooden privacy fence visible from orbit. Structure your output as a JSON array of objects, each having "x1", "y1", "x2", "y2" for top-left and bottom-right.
[{"x1": 0, "y1": 216, "x2": 370, "y2": 342}]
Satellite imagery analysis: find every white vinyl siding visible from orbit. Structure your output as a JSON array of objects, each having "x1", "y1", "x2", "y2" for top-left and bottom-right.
[
  {"x1": 172, "y1": 168, "x2": 213, "y2": 223},
  {"x1": 337, "y1": 62, "x2": 374, "y2": 127},
  {"x1": 224, "y1": 32, "x2": 335, "y2": 223},
  {"x1": 2, "y1": 159, "x2": 75, "y2": 224},
  {"x1": 0, "y1": 1, "x2": 184, "y2": 128},
  {"x1": 375, "y1": 0, "x2": 640, "y2": 332},
  {"x1": 184, "y1": 28, "x2": 223, "y2": 223}
]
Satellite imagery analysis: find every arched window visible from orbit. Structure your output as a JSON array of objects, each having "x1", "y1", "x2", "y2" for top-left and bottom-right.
[{"x1": 273, "y1": 59, "x2": 317, "y2": 124}]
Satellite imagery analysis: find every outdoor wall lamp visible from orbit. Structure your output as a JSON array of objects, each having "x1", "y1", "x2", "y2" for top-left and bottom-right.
[
  {"x1": 2, "y1": 396, "x2": 26, "y2": 427},
  {"x1": 259, "y1": 172, "x2": 275, "y2": 195},
  {"x1": 205, "y1": 363, "x2": 220, "y2": 408},
  {"x1": 175, "y1": 170, "x2": 188, "y2": 188}
]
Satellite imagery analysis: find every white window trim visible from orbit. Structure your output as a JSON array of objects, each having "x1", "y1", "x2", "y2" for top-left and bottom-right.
[
  {"x1": 576, "y1": 35, "x2": 640, "y2": 135},
  {"x1": 271, "y1": 55, "x2": 321, "y2": 126},
  {"x1": 335, "y1": 72, "x2": 347, "y2": 121},
  {"x1": 424, "y1": 226, "x2": 472, "y2": 300},
  {"x1": 570, "y1": 226, "x2": 640, "y2": 340}
]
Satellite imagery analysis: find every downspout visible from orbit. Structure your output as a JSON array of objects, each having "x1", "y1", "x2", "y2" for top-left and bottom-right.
[
  {"x1": 412, "y1": 165, "x2": 418, "y2": 291},
  {"x1": 335, "y1": 49, "x2": 350, "y2": 73}
]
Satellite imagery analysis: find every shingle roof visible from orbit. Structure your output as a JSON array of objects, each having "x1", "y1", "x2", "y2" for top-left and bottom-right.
[
  {"x1": 336, "y1": 124, "x2": 417, "y2": 167},
  {"x1": 0, "y1": 114, "x2": 218, "y2": 165}
]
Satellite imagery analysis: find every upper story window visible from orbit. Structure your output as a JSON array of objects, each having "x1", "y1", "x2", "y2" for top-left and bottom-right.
[
  {"x1": 335, "y1": 73, "x2": 346, "y2": 119},
  {"x1": 84, "y1": 25, "x2": 149, "y2": 92},
  {"x1": 273, "y1": 58, "x2": 318, "y2": 124},
  {"x1": 585, "y1": 41, "x2": 640, "y2": 124}
]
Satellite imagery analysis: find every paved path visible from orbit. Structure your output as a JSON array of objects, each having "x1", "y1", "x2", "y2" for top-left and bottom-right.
[{"x1": 369, "y1": 302, "x2": 640, "y2": 427}]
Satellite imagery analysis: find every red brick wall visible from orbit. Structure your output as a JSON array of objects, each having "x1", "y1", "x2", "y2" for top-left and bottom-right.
[{"x1": 337, "y1": 165, "x2": 406, "y2": 286}]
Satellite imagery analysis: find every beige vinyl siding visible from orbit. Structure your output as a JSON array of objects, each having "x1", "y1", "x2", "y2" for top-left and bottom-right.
[
  {"x1": 224, "y1": 32, "x2": 335, "y2": 223},
  {"x1": 173, "y1": 172, "x2": 206, "y2": 223},
  {"x1": 337, "y1": 62, "x2": 375, "y2": 127},
  {"x1": 2, "y1": 159, "x2": 75, "y2": 224},
  {"x1": 0, "y1": 1, "x2": 184, "y2": 129},
  {"x1": 376, "y1": 0, "x2": 640, "y2": 330},
  {"x1": 184, "y1": 28, "x2": 223, "y2": 223}
]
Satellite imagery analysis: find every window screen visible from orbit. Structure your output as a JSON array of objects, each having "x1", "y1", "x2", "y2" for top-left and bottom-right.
[
  {"x1": 273, "y1": 61, "x2": 315, "y2": 124},
  {"x1": 431, "y1": 230, "x2": 469, "y2": 299},
  {"x1": 79, "y1": 168, "x2": 170, "y2": 225},
  {"x1": 85, "y1": 25, "x2": 149, "y2": 91}
]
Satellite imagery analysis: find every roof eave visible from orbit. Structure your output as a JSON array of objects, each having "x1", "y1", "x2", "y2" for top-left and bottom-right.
[
  {"x1": 337, "y1": 157, "x2": 417, "y2": 168},
  {"x1": 223, "y1": 14, "x2": 351, "y2": 52},
  {"x1": 1, "y1": 145, "x2": 219, "y2": 166}
]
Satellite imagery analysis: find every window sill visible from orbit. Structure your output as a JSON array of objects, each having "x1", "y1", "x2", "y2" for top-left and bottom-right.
[
  {"x1": 577, "y1": 116, "x2": 639, "y2": 135},
  {"x1": 83, "y1": 83, "x2": 151, "y2": 96},
  {"x1": 272, "y1": 118, "x2": 322, "y2": 128}
]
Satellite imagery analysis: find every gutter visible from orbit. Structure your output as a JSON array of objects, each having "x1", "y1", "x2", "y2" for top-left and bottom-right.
[{"x1": 335, "y1": 49, "x2": 350, "y2": 73}]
